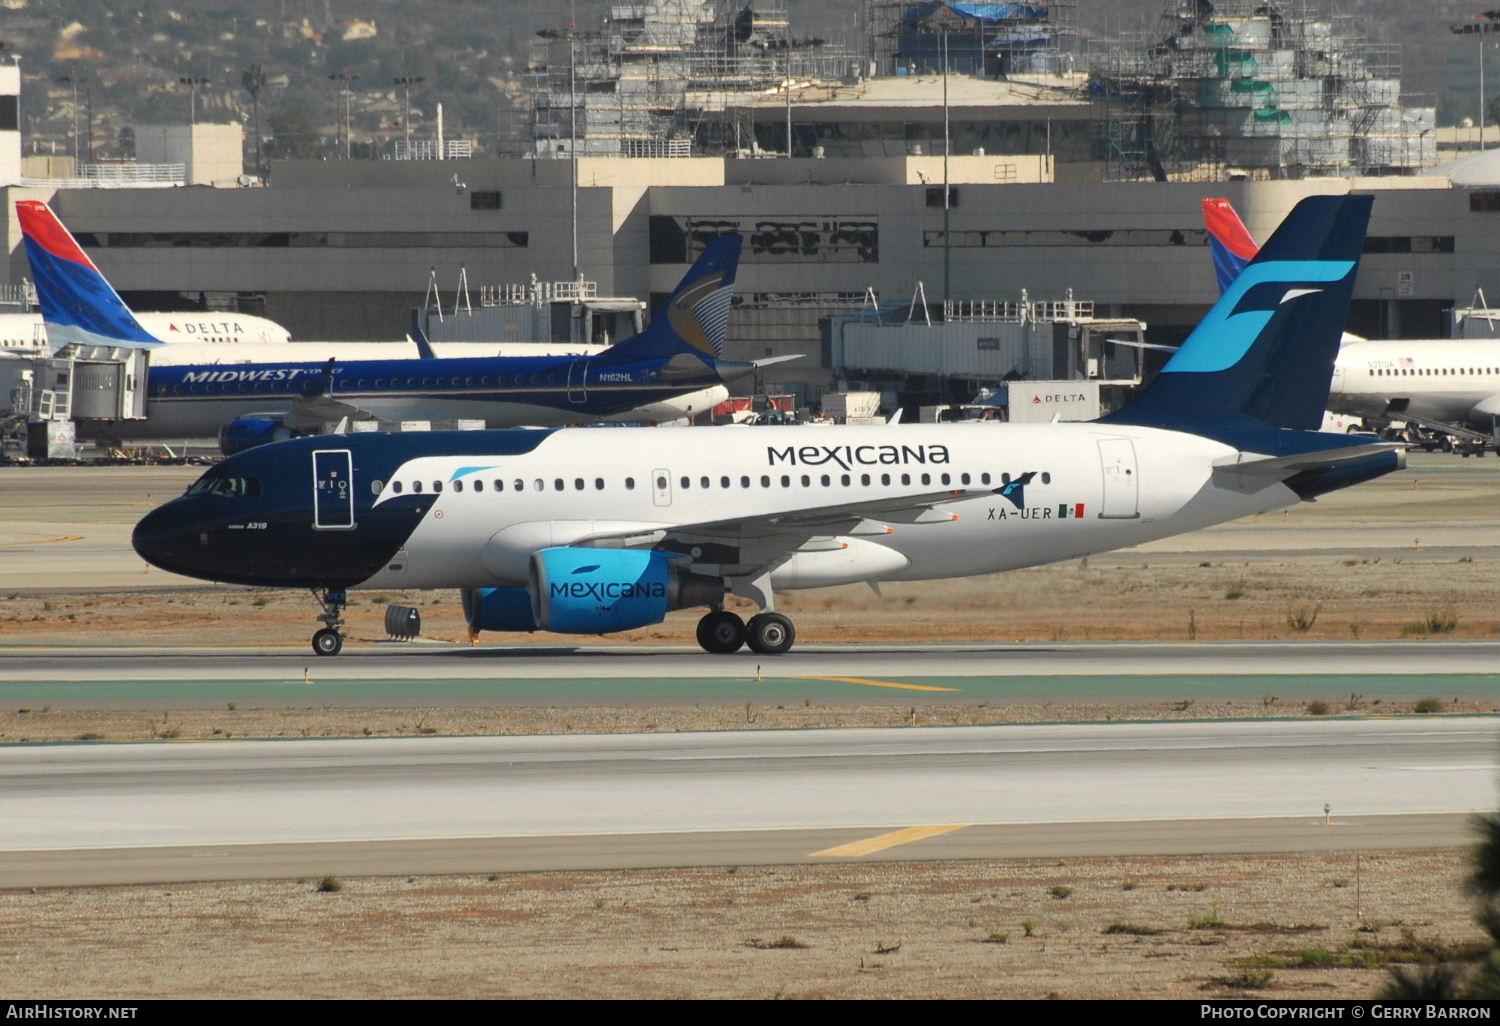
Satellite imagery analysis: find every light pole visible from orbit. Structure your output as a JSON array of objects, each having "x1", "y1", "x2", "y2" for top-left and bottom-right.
[
  {"x1": 1451, "y1": 11, "x2": 1499, "y2": 151},
  {"x1": 328, "y1": 71, "x2": 359, "y2": 158},
  {"x1": 57, "y1": 74, "x2": 79, "y2": 167},
  {"x1": 394, "y1": 74, "x2": 424, "y2": 156},
  {"x1": 178, "y1": 74, "x2": 209, "y2": 126}
]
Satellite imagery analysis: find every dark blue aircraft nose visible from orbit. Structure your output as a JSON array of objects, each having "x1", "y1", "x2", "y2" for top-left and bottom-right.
[{"x1": 132, "y1": 503, "x2": 196, "y2": 577}]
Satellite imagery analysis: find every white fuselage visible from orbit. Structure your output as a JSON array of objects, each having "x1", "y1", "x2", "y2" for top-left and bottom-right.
[
  {"x1": 1330, "y1": 338, "x2": 1500, "y2": 430},
  {"x1": 0, "y1": 311, "x2": 293, "y2": 353},
  {"x1": 356, "y1": 422, "x2": 1292, "y2": 592}
]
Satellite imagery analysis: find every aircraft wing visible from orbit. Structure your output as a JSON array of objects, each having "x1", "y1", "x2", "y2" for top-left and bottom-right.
[{"x1": 578, "y1": 486, "x2": 987, "y2": 551}]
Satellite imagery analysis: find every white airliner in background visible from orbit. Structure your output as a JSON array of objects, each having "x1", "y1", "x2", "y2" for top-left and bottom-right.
[
  {"x1": 134, "y1": 195, "x2": 1406, "y2": 657},
  {"x1": 1205, "y1": 197, "x2": 1500, "y2": 445},
  {"x1": 0, "y1": 309, "x2": 292, "y2": 355}
]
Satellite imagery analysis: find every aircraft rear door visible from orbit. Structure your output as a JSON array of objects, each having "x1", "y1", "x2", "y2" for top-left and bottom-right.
[
  {"x1": 1097, "y1": 438, "x2": 1139, "y2": 519},
  {"x1": 567, "y1": 360, "x2": 589, "y2": 403},
  {"x1": 312, "y1": 449, "x2": 356, "y2": 530}
]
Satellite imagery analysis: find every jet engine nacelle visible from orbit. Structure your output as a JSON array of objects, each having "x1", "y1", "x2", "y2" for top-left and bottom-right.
[
  {"x1": 530, "y1": 547, "x2": 724, "y2": 634},
  {"x1": 218, "y1": 416, "x2": 305, "y2": 456},
  {"x1": 460, "y1": 585, "x2": 539, "y2": 633},
  {"x1": 462, "y1": 548, "x2": 724, "y2": 636}
]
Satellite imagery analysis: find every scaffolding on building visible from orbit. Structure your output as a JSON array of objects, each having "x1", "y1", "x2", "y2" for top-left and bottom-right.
[
  {"x1": 1089, "y1": 0, "x2": 1437, "y2": 181},
  {"x1": 526, "y1": 1, "x2": 865, "y2": 158}
]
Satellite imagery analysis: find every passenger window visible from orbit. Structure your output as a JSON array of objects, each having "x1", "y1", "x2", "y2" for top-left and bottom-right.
[
  {"x1": 740, "y1": 476, "x2": 750, "y2": 488},
  {"x1": 680, "y1": 476, "x2": 690, "y2": 489},
  {"x1": 961, "y1": 472, "x2": 971, "y2": 485},
  {"x1": 981, "y1": 473, "x2": 991, "y2": 485},
  {"x1": 474, "y1": 480, "x2": 484, "y2": 493},
  {"x1": 701, "y1": 476, "x2": 710, "y2": 489},
  {"x1": 625, "y1": 477, "x2": 635, "y2": 490},
  {"x1": 940, "y1": 473, "x2": 950, "y2": 485},
  {"x1": 800, "y1": 475, "x2": 811, "y2": 487},
  {"x1": 453, "y1": 480, "x2": 464, "y2": 493},
  {"x1": 901, "y1": 473, "x2": 911, "y2": 485},
  {"x1": 514, "y1": 480, "x2": 524, "y2": 491},
  {"x1": 1041, "y1": 472, "x2": 1051, "y2": 484},
  {"x1": 761, "y1": 475, "x2": 770, "y2": 487},
  {"x1": 433, "y1": 481, "x2": 443, "y2": 492},
  {"x1": 595, "y1": 478, "x2": 604, "y2": 490},
  {"x1": 861, "y1": 474, "x2": 870, "y2": 485},
  {"x1": 574, "y1": 478, "x2": 584, "y2": 490},
  {"x1": 533, "y1": 479, "x2": 543, "y2": 492},
  {"x1": 495, "y1": 480, "x2": 504, "y2": 491},
  {"x1": 413, "y1": 481, "x2": 423, "y2": 493},
  {"x1": 820, "y1": 474, "x2": 830, "y2": 486},
  {"x1": 781, "y1": 475, "x2": 790, "y2": 487},
  {"x1": 554, "y1": 479, "x2": 564, "y2": 491},
  {"x1": 393, "y1": 481, "x2": 403, "y2": 494},
  {"x1": 921, "y1": 473, "x2": 931, "y2": 485},
  {"x1": 720, "y1": 476, "x2": 730, "y2": 489}
]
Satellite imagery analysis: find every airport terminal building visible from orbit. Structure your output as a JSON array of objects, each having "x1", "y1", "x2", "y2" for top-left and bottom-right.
[{"x1": 4, "y1": 155, "x2": 1496, "y2": 406}]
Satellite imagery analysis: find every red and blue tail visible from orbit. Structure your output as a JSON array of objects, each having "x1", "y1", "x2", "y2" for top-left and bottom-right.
[
  {"x1": 1202, "y1": 197, "x2": 1259, "y2": 295},
  {"x1": 16, "y1": 200, "x2": 162, "y2": 354}
]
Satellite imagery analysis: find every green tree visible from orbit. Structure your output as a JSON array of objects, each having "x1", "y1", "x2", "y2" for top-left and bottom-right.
[
  {"x1": 242, "y1": 64, "x2": 268, "y2": 177},
  {"x1": 265, "y1": 107, "x2": 324, "y2": 161}
]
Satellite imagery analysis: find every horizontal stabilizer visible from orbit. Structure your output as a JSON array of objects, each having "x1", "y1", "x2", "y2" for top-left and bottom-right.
[{"x1": 1212, "y1": 442, "x2": 1404, "y2": 492}]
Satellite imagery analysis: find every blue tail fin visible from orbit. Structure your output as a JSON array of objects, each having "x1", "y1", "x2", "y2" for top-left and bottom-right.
[
  {"x1": 1104, "y1": 194, "x2": 1372, "y2": 432},
  {"x1": 611, "y1": 234, "x2": 741, "y2": 362},
  {"x1": 16, "y1": 200, "x2": 163, "y2": 354}
]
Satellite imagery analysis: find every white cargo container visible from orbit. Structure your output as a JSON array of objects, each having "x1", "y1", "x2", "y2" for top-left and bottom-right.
[{"x1": 1005, "y1": 381, "x2": 1101, "y2": 423}]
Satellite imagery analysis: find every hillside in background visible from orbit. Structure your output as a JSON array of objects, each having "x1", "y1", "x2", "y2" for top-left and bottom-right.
[{"x1": 2, "y1": 0, "x2": 1490, "y2": 168}]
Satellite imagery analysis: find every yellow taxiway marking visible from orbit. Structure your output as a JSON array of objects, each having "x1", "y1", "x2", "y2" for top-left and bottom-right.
[
  {"x1": 812, "y1": 824, "x2": 970, "y2": 858},
  {"x1": 797, "y1": 675, "x2": 958, "y2": 693},
  {"x1": 0, "y1": 534, "x2": 83, "y2": 547}
]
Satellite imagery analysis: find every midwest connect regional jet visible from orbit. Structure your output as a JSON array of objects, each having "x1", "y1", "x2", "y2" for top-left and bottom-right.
[
  {"x1": 17, "y1": 199, "x2": 758, "y2": 450},
  {"x1": 134, "y1": 195, "x2": 1403, "y2": 657},
  {"x1": 1205, "y1": 197, "x2": 1500, "y2": 445}
]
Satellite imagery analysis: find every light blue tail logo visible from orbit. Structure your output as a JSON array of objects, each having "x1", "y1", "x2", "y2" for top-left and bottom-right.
[{"x1": 1165, "y1": 259, "x2": 1356, "y2": 374}]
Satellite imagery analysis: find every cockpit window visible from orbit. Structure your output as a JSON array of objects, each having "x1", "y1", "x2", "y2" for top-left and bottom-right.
[{"x1": 186, "y1": 475, "x2": 261, "y2": 498}]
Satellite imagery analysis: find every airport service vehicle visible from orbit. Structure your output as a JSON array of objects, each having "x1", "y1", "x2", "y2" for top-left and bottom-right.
[
  {"x1": 134, "y1": 195, "x2": 1403, "y2": 657},
  {"x1": 18, "y1": 197, "x2": 759, "y2": 451},
  {"x1": 1205, "y1": 197, "x2": 1500, "y2": 449}
]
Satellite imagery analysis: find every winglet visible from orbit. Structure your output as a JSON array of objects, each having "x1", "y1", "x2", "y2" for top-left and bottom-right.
[{"x1": 15, "y1": 200, "x2": 163, "y2": 355}]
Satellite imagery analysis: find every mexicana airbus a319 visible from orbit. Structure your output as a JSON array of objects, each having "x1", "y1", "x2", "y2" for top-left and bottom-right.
[{"x1": 134, "y1": 195, "x2": 1401, "y2": 657}]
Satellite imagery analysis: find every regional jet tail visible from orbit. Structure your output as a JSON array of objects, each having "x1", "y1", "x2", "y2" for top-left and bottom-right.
[
  {"x1": 135, "y1": 195, "x2": 1405, "y2": 658},
  {"x1": 1203, "y1": 197, "x2": 1500, "y2": 446}
]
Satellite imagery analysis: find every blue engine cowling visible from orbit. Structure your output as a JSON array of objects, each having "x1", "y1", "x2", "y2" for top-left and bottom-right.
[
  {"x1": 461, "y1": 586, "x2": 539, "y2": 632},
  {"x1": 218, "y1": 416, "x2": 304, "y2": 456},
  {"x1": 462, "y1": 547, "x2": 723, "y2": 636}
]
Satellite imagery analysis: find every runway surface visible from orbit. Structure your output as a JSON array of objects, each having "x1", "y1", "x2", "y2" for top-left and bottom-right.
[{"x1": 0, "y1": 716, "x2": 1493, "y2": 887}]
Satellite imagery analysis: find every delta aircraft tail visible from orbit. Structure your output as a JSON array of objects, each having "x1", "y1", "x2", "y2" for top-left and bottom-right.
[
  {"x1": 16, "y1": 200, "x2": 163, "y2": 355},
  {"x1": 1104, "y1": 194, "x2": 1371, "y2": 432}
]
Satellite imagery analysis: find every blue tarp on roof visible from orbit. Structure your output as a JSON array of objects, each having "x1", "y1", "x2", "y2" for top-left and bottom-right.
[{"x1": 903, "y1": 3, "x2": 1050, "y2": 25}]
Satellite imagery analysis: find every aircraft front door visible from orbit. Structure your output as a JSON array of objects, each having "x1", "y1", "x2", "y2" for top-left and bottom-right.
[
  {"x1": 1097, "y1": 439, "x2": 1139, "y2": 519},
  {"x1": 312, "y1": 449, "x2": 356, "y2": 530},
  {"x1": 567, "y1": 360, "x2": 590, "y2": 403}
]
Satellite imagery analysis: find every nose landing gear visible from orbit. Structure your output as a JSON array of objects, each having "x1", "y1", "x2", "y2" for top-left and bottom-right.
[{"x1": 311, "y1": 587, "x2": 347, "y2": 656}]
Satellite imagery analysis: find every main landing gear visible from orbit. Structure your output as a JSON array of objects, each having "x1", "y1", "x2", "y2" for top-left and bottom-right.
[
  {"x1": 694, "y1": 608, "x2": 796, "y2": 656},
  {"x1": 311, "y1": 587, "x2": 347, "y2": 657}
]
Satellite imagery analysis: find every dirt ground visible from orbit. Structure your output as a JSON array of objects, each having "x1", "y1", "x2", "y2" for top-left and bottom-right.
[{"x1": 1, "y1": 850, "x2": 1487, "y2": 1000}]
